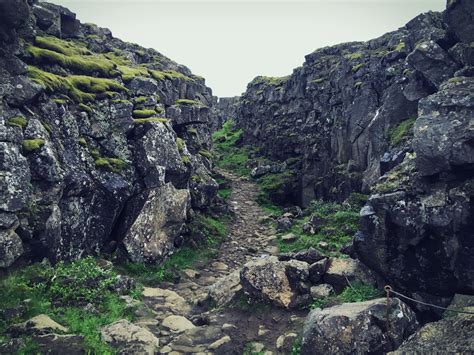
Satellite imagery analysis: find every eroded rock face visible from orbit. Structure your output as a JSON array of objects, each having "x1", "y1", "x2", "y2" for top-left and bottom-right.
[
  {"x1": 301, "y1": 298, "x2": 419, "y2": 355},
  {"x1": 355, "y1": 78, "x2": 474, "y2": 298},
  {"x1": 0, "y1": 0, "x2": 217, "y2": 267}
]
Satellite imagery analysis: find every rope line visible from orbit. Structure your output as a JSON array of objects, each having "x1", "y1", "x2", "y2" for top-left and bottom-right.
[{"x1": 384, "y1": 285, "x2": 474, "y2": 315}]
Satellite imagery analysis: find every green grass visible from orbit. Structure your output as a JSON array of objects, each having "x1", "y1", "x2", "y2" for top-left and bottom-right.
[
  {"x1": 252, "y1": 75, "x2": 289, "y2": 87},
  {"x1": 212, "y1": 119, "x2": 251, "y2": 176},
  {"x1": 344, "y1": 52, "x2": 363, "y2": 60},
  {"x1": 176, "y1": 137, "x2": 185, "y2": 152},
  {"x1": 255, "y1": 171, "x2": 294, "y2": 207},
  {"x1": 7, "y1": 116, "x2": 27, "y2": 129},
  {"x1": 198, "y1": 149, "x2": 212, "y2": 159},
  {"x1": 389, "y1": 117, "x2": 416, "y2": 145},
  {"x1": 310, "y1": 282, "x2": 382, "y2": 310},
  {"x1": 78, "y1": 103, "x2": 92, "y2": 113},
  {"x1": 278, "y1": 200, "x2": 359, "y2": 256},
  {"x1": 117, "y1": 65, "x2": 149, "y2": 82},
  {"x1": 0, "y1": 257, "x2": 139, "y2": 353},
  {"x1": 149, "y1": 69, "x2": 194, "y2": 82},
  {"x1": 22, "y1": 138, "x2": 45, "y2": 152},
  {"x1": 28, "y1": 66, "x2": 126, "y2": 103},
  {"x1": 213, "y1": 172, "x2": 232, "y2": 200},
  {"x1": 351, "y1": 63, "x2": 366, "y2": 73}
]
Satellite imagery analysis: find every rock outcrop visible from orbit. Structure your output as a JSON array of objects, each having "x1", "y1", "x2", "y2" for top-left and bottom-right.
[
  {"x1": 231, "y1": 0, "x2": 474, "y2": 302},
  {"x1": 0, "y1": 0, "x2": 217, "y2": 267}
]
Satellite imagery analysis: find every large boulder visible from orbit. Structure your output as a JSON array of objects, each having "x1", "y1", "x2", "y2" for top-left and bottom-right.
[
  {"x1": 122, "y1": 183, "x2": 190, "y2": 264},
  {"x1": 323, "y1": 258, "x2": 379, "y2": 292},
  {"x1": 240, "y1": 256, "x2": 310, "y2": 309},
  {"x1": 301, "y1": 298, "x2": 419, "y2": 355}
]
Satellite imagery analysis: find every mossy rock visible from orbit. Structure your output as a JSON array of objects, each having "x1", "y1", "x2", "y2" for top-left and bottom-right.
[
  {"x1": 7, "y1": 116, "x2": 27, "y2": 129},
  {"x1": 389, "y1": 117, "x2": 416, "y2": 145},
  {"x1": 175, "y1": 99, "x2": 203, "y2": 106},
  {"x1": 23, "y1": 138, "x2": 45, "y2": 152},
  {"x1": 176, "y1": 137, "x2": 185, "y2": 152},
  {"x1": 132, "y1": 109, "x2": 156, "y2": 118},
  {"x1": 95, "y1": 157, "x2": 127, "y2": 173}
]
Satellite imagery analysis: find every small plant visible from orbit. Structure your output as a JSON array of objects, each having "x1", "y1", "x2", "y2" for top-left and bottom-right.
[
  {"x1": 176, "y1": 137, "x2": 185, "y2": 152},
  {"x1": 95, "y1": 157, "x2": 127, "y2": 173},
  {"x1": 338, "y1": 281, "x2": 382, "y2": 303},
  {"x1": 132, "y1": 109, "x2": 155, "y2": 118}
]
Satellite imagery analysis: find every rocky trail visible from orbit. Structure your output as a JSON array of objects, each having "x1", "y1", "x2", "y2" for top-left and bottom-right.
[{"x1": 134, "y1": 170, "x2": 305, "y2": 354}]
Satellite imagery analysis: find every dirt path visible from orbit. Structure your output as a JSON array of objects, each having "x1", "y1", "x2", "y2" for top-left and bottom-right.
[{"x1": 138, "y1": 170, "x2": 305, "y2": 354}]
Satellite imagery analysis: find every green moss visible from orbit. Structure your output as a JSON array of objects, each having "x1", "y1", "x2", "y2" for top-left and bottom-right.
[
  {"x1": 28, "y1": 66, "x2": 126, "y2": 103},
  {"x1": 95, "y1": 157, "x2": 127, "y2": 173},
  {"x1": 176, "y1": 99, "x2": 203, "y2": 106},
  {"x1": 351, "y1": 63, "x2": 366, "y2": 73},
  {"x1": 132, "y1": 109, "x2": 155, "y2": 118},
  {"x1": 118, "y1": 65, "x2": 149, "y2": 82},
  {"x1": 176, "y1": 137, "x2": 185, "y2": 152},
  {"x1": 256, "y1": 171, "x2": 294, "y2": 206},
  {"x1": 22, "y1": 138, "x2": 45, "y2": 152},
  {"x1": 187, "y1": 127, "x2": 198, "y2": 135},
  {"x1": 133, "y1": 96, "x2": 148, "y2": 104},
  {"x1": 344, "y1": 52, "x2": 363, "y2": 60},
  {"x1": 133, "y1": 117, "x2": 168, "y2": 124},
  {"x1": 27, "y1": 45, "x2": 115, "y2": 77},
  {"x1": 7, "y1": 116, "x2": 27, "y2": 129},
  {"x1": 78, "y1": 103, "x2": 92, "y2": 113},
  {"x1": 148, "y1": 69, "x2": 194, "y2": 82},
  {"x1": 393, "y1": 41, "x2": 406, "y2": 52},
  {"x1": 52, "y1": 98, "x2": 68, "y2": 104},
  {"x1": 103, "y1": 52, "x2": 131, "y2": 66},
  {"x1": 78, "y1": 137, "x2": 87, "y2": 147},
  {"x1": 181, "y1": 155, "x2": 191, "y2": 164},
  {"x1": 389, "y1": 117, "x2": 416, "y2": 145},
  {"x1": 199, "y1": 149, "x2": 212, "y2": 159},
  {"x1": 35, "y1": 36, "x2": 91, "y2": 56}
]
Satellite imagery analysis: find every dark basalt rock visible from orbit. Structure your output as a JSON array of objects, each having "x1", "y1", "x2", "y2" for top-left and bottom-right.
[{"x1": 0, "y1": 0, "x2": 218, "y2": 268}]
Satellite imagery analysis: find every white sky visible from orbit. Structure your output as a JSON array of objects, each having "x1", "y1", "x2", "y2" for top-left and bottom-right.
[{"x1": 48, "y1": 0, "x2": 446, "y2": 97}]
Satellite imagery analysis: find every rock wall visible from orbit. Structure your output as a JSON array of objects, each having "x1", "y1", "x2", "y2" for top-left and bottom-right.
[
  {"x1": 210, "y1": 96, "x2": 240, "y2": 131},
  {"x1": 234, "y1": 0, "x2": 474, "y2": 298},
  {"x1": 0, "y1": 0, "x2": 217, "y2": 268}
]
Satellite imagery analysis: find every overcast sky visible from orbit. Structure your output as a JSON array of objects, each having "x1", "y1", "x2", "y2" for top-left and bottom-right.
[{"x1": 48, "y1": 0, "x2": 446, "y2": 97}]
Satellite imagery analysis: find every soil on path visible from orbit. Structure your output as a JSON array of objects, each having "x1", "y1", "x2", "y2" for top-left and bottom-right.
[{"x1": 138, "y1": 170, "x2": 306, "y2": 354}]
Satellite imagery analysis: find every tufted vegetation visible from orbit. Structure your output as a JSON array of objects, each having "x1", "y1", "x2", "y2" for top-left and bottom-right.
[
  {"x1": 28, "y1": 66, "x2": 126, "y2": 103},
  {"x1": 176, "y1": 99, "x2": 203, "y2": 106},
  {"x1": 149, "y1": 69, "x2": 194, "y2": 82},
  {"x1": 27, "y1": 45, "x2": 116, "y2": 77},
  {"x1": 95, "y1": 157, "x2": 127, "y2": 173},
  {"x1": 132, "y1": 109, "x2": 156, "y2": 118},
  {"x1": 389, "y1": 117, "x2": 417, "y2": 145},
  {"x1": 34, "y1": 36, "x2": 91, "y2": 56},
  {"x1": 7, "y1": 116, "x2": 27, "y2": 129},
  {"x1": 133, "y1": 117, "x2": 168, "y2": 124}
]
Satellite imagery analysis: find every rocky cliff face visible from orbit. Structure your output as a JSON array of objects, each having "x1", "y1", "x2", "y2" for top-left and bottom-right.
[
  {"x1": 234, "y1": 0, "x2": 474, "y2": 300},
  {"x1": 210, "y1": 96, "x2": 240, "y2": 131},
  {"x1": 0, "y1": 0, "x2": 217, "y2": 268}
]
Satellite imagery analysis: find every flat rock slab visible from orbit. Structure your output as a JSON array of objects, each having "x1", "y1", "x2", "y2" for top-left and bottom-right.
[{"x1": 162, "y1": 315, "x2": 195, "y2": 333}]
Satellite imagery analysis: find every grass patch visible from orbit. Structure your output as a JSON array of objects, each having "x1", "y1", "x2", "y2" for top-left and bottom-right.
[
  {"x1": 176, "y1": 137, "x2": 185, "y2": 152},
  {"x1": 310, "y1": 282, "x2": 382, "y2": 309},
  {"x1": 117, "y1": 65, "x2": 149, "y2": 82},
  {"x1": 198, "y1": 149, "x2": 212, "y2": 159},
  {"x1": 0, "y1": 257, "x2": 139, "y2": 353},
  {"x1": 78, "y1": 103, "x2": 92, "y2": 114},
  {"x1": 255, "y1": 171, "x2": 294, "y2": 206},
  {"x1": 212, "y1": 119, "x2": 251, "y2": 176},
  {"x1": 148, "y1": 69, "x2": 194, "y2": 82},
  {"x1": 344, "y1": 52, "x2": 363, "y2": 60},
  {"x1": 389, "y1": 117, "x2": 416, "y2": 145},
  {"x1": 278, "y1": 200, "x2": 359, "y2": 257},
  {"x1": 28, "y1": 66, "x2": 126, "y2": 103},
  {"x1": 7, "y1": 116, "x2": 27, "y2": 129},
  {"x1": 22, "y1": 138, "x2": 45, "y2": 152},
  {"x1": 351, "y1": 63, "x2": 366, "y2": 73},
  {"x1": 253, "y1": 75, "x2": 289, "y2": 87}
]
